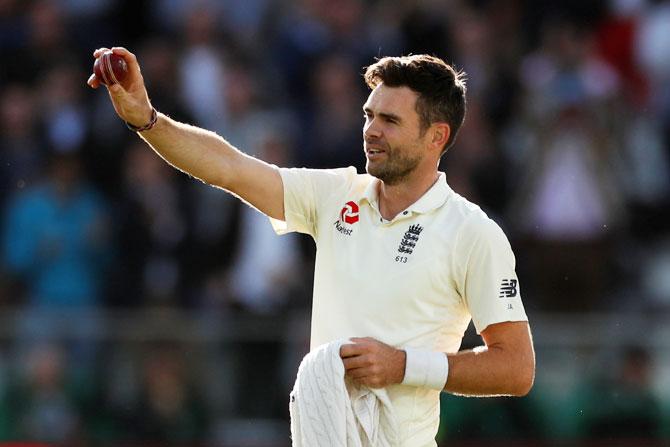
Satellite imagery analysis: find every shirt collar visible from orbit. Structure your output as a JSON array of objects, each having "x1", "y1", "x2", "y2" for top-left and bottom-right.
[
  {"x1": 359, "y1": 172, "x2": 451, "y2": 215},
  {"x1": 360, "y1": 175, "x2": 380, "y2": 207}
]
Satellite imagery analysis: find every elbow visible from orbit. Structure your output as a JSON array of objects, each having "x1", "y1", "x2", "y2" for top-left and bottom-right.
[
  {"x1": 513, "y1": 372, "x2": 534, "y2": 397},
  {"x1": 512, "y1": 356, "x2": 535, "y2": 397}
]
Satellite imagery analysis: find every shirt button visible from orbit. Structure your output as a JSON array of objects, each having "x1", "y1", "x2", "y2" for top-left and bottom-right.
[{"x1": 403, "y1": 211, "x2": 408, "y2": 215}]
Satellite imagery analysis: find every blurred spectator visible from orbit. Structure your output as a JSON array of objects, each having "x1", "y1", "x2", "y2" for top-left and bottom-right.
[
  {"x1": 595, "y1": 0, "x2": 649, "y2": 106},
  {"x1": 0, "y1": 84, "x2": 45, "y2": 208},
  {"x1": 0, "y1": 81, "x2": 46, "y2": 354},
  {"x1": 441, "y1": 4, "x2": 525, "y2": 218},
  {"x1": 18, "y1": 0, "x2": 74, "y2": 83},
  {"x1": 227, "y1": 127, "x2": 304, "y2": 314},
  {"x1": 111, "y1": 141, "x2": 188, "y2": 308},
  {"x1": 595, "y1": 1, "x2": 670, "y2": 239},
  {"x1": 57, "y1": 0, "x2": 115, "y2": 41},
  {"x1": 39, "y1": 64, "x2": 89, "y2": 155},
  {"x1": 223, "y1": 128, "x2": 306, "y2": 421},
  {"x1": 272, "y1": 0, "x2": 373, "y2": 109},
  {"x1": 298, "y1": 53, "x2": 364, "y2": 170},
  {"x1": 127, "y1": 345, "x2": 208, "y2": 444},
  {"x1": 441, "y1": 99, "x2": 500, "y2": 213},
  {"x1": 512, "y1": 106, "x2": 624, "y2": 311},
  {"x1": 636, "y1": 0, "x2": 670, "y2": 137},
  {"x1": 5, "y1": 343, "x2": 88, "y2": 443},
  {"x1": 178, "y1": 3, "x2": 229, "y2": 132},
  {"x1": 2, "y1": 149, "x2": 112, "y2": 371},
  {"x1": 2, "y1": 150, "x2": 112, "y2": 310},
  {"x1": 506, "y1": 22, "x2": 626, "y2": 311},
  {"x1": 218, "y1": 63, "x2": 286, "y2": 154},
  {"x1": 448, "y1": 4, "x2": 492, "y2": 97},
  {"x1": 138, "y1": 38, "x2": 193, "y2": 124},
  {"x1": 219, "y1": 0, "x2": 274, "y2": 51},
  {"x1": 183, "y1": 63, "x2": 296, "y2": 309},
  {"x1": 618, "y1": 110, "x2": 670, "y2": 238}
]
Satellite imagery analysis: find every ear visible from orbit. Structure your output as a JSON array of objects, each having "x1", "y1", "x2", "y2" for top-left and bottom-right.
[{"x1": 429, "y1": 123, "x2": 451, "y2": 151}]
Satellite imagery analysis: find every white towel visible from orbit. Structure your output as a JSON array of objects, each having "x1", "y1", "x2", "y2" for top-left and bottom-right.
[{"x1": 289, "y1": 340, "x2": 398, "y2": 446}]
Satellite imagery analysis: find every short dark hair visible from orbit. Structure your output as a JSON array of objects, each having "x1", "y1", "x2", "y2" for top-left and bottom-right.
[{"x1": 364, "y1": 55, "x2": 467, "y2": 154}]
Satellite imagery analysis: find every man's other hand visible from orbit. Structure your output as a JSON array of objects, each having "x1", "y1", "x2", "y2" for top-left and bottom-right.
[{"x1": 340, "y1": 337, "x2": 406, "y2": 388}]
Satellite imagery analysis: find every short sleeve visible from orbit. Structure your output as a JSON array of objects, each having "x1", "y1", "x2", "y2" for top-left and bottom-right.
[
  {"x1": 270, "y1": 167, "x2": 357, "y2": 238},
  {"x1": 459, "y1": 216, "x2": 528, "y2": 334}
]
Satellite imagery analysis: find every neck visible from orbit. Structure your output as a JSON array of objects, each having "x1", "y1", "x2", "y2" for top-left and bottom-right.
[{"x1": 378, "y1": 170, "x2": 440, "y2": 220}]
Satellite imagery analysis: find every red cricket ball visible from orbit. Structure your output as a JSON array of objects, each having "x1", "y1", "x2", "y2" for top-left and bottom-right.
[{"x1": 93, "y1": 50, "x2": 128, "y2": 86}]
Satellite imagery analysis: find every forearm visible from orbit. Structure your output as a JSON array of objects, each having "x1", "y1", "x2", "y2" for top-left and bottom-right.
[
  {"x1": 136, "y1": 112, "x2": 285, "y2": 219},
  {"x1": 342, "y1": 324, "x2": 535, "y2": 395},
  {"x1": 445, "y1": 344, "x2": 534, "y2": 397},
  {"x1": 138, "y1": 112, "x2": 241, "y2": 189}
]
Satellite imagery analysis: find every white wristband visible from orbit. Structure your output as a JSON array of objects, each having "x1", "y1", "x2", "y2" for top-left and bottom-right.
[{"x1": 401, "y1": 347, "x2": 449, "y2": 390}]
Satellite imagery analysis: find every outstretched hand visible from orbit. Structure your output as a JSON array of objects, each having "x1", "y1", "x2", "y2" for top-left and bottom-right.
[
  {"x1": 87, "y1": 47, "x2": 154, "y2": 128},
  {"x1": 340, "y1": 337, "x2": 406, "y2": 388}
]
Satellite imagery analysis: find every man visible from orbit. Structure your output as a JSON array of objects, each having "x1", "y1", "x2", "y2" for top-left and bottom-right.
[{"x1": 88, "y1": 48, "x2": 535, "y2": 446}]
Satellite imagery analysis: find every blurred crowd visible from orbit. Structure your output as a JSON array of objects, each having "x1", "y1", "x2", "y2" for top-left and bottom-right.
[{"x1": 0, "y1": 0, "x2": 669, "y2": 445}]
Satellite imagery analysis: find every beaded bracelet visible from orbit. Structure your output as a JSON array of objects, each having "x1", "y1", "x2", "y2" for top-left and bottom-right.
[{"x1": 125, "y1": 108, "x2": 158, "y2": 132}]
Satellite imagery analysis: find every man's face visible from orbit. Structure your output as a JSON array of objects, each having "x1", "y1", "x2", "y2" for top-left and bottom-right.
[{"x1": 362, "y1": 84, "x2": 426, "y2": 185}]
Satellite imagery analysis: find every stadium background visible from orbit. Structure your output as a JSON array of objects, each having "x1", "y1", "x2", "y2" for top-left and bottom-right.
[{"x1": 0, "y1": 0, "x2": 669, "y2": 445}]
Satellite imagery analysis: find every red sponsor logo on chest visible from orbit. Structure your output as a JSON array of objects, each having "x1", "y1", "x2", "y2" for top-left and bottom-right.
[{"x1": 339, "y1": 201, "x2": 359, "y2": 224}]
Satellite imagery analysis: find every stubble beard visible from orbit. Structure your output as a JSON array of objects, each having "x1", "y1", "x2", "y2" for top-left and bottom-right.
[{"x1": 366, "y1": 143, "x2": 422, "y2": 186}]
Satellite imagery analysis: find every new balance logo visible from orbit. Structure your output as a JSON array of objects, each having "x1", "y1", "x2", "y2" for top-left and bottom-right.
[{"x1": 499, "y1": 279, "x2": 518, "y2": 298}]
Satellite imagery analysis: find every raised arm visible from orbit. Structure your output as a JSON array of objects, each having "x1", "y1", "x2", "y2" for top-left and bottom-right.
[{"x1": 87, "y1": 47, "x2": 285, "y2": 220}]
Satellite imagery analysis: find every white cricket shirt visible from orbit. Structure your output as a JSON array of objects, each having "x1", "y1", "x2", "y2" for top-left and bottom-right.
[{"x1": 271, "y1": 167, "x2": 528, "y2": 446}]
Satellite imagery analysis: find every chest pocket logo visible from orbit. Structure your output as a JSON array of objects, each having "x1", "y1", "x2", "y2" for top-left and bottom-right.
[{"x1": 398, "y1": 224, "x2": 423, "y2": 254}]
